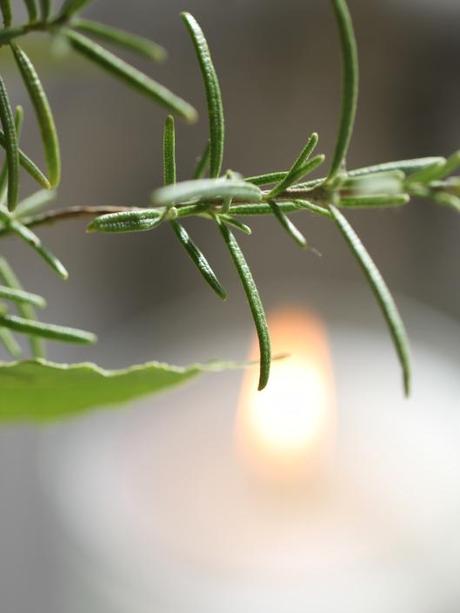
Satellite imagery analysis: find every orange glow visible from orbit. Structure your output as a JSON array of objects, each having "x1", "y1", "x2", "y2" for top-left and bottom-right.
[{"x1": 236, "y1": 308, "x2": 336, "y2": 487}]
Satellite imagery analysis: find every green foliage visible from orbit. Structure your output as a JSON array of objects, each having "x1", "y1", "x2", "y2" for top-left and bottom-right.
[{"x1": 0, "y1": 0, "x2": 458, "y2": 421}]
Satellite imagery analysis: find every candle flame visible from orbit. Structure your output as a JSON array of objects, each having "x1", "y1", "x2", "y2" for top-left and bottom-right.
[{"x1": 236, "y1": 308, "x2": 336, "y2": 487}]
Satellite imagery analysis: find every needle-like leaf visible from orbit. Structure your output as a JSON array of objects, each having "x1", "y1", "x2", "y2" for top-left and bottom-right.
[
  {"x1": 181, "y1": 12, "x2": 224, "y2": 177},
  {"x1": 327, "y1": 0, "x2": 359, "y2": 182},
  {"x1": 338, "y1": 194, "x2": 409, "y2": 208},
  {"x1": 22, "y1": 0, "x2": 38, "y2": 23},
  {"x1": 0, "y1": 105, "x2": 23, "y2": 207},
  {"x1": 245, "y1": 171, "x2": 290, "y2": 187},
  {"x1": 0, "y1": 257, "x2": 44, "y2": 357},
  {"x1": 11, "y1": 44, "x2": 61, "y2": 188},
  {"x1": 171, "y1": 220, "x2": 227, "y2": 299},
  {"x1": 87, "y1": 209, "x2": 162, "y2": 233},
  {"x1": 152, "y1": 178, "x2": 262, "y2": 207},
  {"x1": 218, "y1": 220, "x2": 271, "y2": 390},
  {"x1": 58, "y1": 0, "x2": 92, "y2": 19},
  {"x1": 0, "y1": 327, "x2": 21, "y2": 358},
  {"x1": 268, "y1": 200, "x2": 307, "y2": 247},
  {"x1": 15, "y1": 188, "x2": 56, "y2": 218},
  {"x1": 0, "y1": 314, "x2": 96, "y2": 344},
  {"x1": 0, "y1": 131, "x2": 50, "y2": 188},
  {"x1": 39, "y1": 0, "x2": 51, "y2": 21},
  {"x1": 0, "y1": 77, "x2": 19, "y2": 210},
  {"x1": 0, "y1": 0, "x2": 12, "y2": 27},
  {"x1": 330, "y1": 205, "x2": 411, "y2": 395},
  {"x1": 348, "y1": 157, "x2": 446, "y2": 178},
  {"x1": 267, "y1": 154, "x2": 325, "y2": 199},
  {"x1": 219, "y1": 215, "x2": 252, "y2": 235},
  {"x1": 9, "y1": 220, "x2": 68, "y2": 279},
  {"x1": 64, "y1": 30, "x2": 197, "y2": 123},
  {"x1": 72, "y1": 19, "x2": 167, "y2": 63},
  {"x1": 0, "y1": 285, "x2": 46, "y2": 308},
  {"x1": 193, "y1": 141, "x2": 210, "y2": 179},
  {"x1": 268, "y1": 132, "x2": 319, "y2": 196},
  {"x1": 163, "y1": 115, "x2": 176, "y2": 186}
]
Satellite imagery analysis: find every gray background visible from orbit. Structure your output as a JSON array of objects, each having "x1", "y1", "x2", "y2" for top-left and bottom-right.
[{"x1": 0, "y1": 0, "x2": 459, "y2": 611}]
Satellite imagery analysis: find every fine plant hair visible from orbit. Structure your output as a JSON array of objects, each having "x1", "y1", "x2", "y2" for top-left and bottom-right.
[{"x1": 0, "y1": 0, "x2": 459, "y2": 419}]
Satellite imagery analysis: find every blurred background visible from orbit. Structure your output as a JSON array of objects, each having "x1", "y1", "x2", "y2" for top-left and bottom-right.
[{"x1": 0, "y1": 0, "x2": 459, "y2": 611}]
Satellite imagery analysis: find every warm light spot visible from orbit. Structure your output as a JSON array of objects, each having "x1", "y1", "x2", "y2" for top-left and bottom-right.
[{"x1": 236, "y1": 308, "x2": 336, "y2": 487}]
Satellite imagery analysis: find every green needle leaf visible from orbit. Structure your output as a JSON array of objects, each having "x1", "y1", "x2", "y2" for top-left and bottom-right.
[
  {"x1": 0, "y1": 257, "x2": 44, "y2": 358},
  {"x1": 218, "y1": 220, "x2": 271, "y2": 390},
  {"x1": 171, "y1": 220, "x2": 227, "y2": 299},
  {"x1": 327, "y1": 0, "x2": 359, "y2": 182},
  {"x1": 152, "y1": 178, "x2": 262, "y2": 207},
  {"x1": 22, "y1": 0, "x2": 38, "y2": 23},
  {"x1": 163, "y1": 115, "x2": 176, "y2": 186},
  {"x1": 0, "y1": 285, "x2": 46, "y2": 308},
  {"x1": 11, "y1": 44, "x2": 61, "y2": 188},
  {"x1": 0, "y1": 131, "x2": 51, "y2": 188},
  {"x1": 245, "y1": 171, "x2": 290, "y2": 187},
  {"x1": 9, "y1": 220, "x2": 68, "y2": 279},
  {"x1": 330, "y1": 205, "x2": 411, "y2": 395},
  {"x1": 0, "y1": 105, "x2": 23, "y2": 207},
  {"x1": 348, "y1": 157, "x2": 446, "y2": 178},
  {"x1": 73, "y1": 18, "x2": 167, "y2": 63},
  {"x1": 15, "y1": 188, "x2": 56, "y2": 218},
  {"x1": 39, "y1": 0, "x2": 51, "y2": 21},
  {"x1": 58, "y1": 0, "x2": 93, "y2": 19},
  {"x1": 268, "y1": 132, "x2": 319, "y2": 195},
  {"x1": 181, "y1": 12, "x2": 224, "y2": 177},
  {"x1": 0, "y1": 328, "x2": 21, "y2": 358},
  {"x1": 268, "y1": 200, "x2": 307, "y2": 247},
  {"x1": 0, "y1": 77, "x2": 19, "y2": 210},
  {"x1": 193, "y1": 141, "x2": 210, "y2": 179},
  {"x1": 0, "y1": 314, "x2": 96, "y2": 344},
  {"x1": 64, "y1": 30, "x2": 197, "y2": 123},
  {"x1": 87, "y1": 209, "x2": 162, "y2": 233},
  {"x1": 338, "y1": 194, "x2": 410, "y2": 208},
  {"x1": 0, "y1": 358, "x2": 208, "y2": 422},
  {"x1": 267, "y1": 154, "x2": 325, "y2": 198},
  {"x1": 219, "y1": 215, "x2": 252, "y2": 235},
  {"x1": 0, "y1": 0, "x2": 12, "y2": 27}
]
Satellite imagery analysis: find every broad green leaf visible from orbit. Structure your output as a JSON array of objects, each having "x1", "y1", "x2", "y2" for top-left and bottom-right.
[
  {"x1": 73, "y1": 18, "x2": 166, "y2": 63},
  {"x1": 0, "y1": 257, "x2": 44, "y2": 357},
  {"x1": 0, "y1": 77, "x2": 19, "y2": 210},
  {"x1": 268, "y1": 154, "x2": 325, "y2": 198},
  {"x1": 64, "y1": 30, "x2": 197, "y2": 123},
  {"x1": 0, "y1": 327, "x2": 21, "y2": 358},
  {"x1": 23, "y1": 0, "x2": 38, "y2": 23},
  {"x1": 11, "y1": 44, "x2": 61, "y2": 188},
  {"x1": 193, "y1": 141, "x2": 210, "y2": 179},
  {"x1": 330, "y1": 205, "x2": 411, "y2": 395},
  {"x1": 338, "y1": 194, "x2": 409, "y2": 208},
  {"x1": 181, "y1": 12, "x2": 224, "y2": 177},
  {"x1": 218, "y1": 221, "x2": 271, "y2": 390},
  {"x1": 9, "y1": 220, "x2": 68, "y2": 279},
  {"x1": 163, "y1": 115, "x2": 176, "y2": 186},
  {"x1": 268, "y1": 200, "x2": 307, "y2": 247},
  {"x1": 0, "y1": 285, "x2": 46, "y2": 308},
  {"x1": 0, "y1": 130, "x2": 50, "y2": 188},
  {"x1": 171, "y1": 220, "x2": 226, "y2": 299},
  {"x1": 0, "y1": 314, "x2": 96, "y2": 344},
  {"x1": 152, "y1": 178, "x2": 262, "y2": 207},
  {"x1": 87, "y1": 209, "x2": 162, "y2": 233},
  {"x1": 348, "y1": 157, "x2": 446, "y2": 178},
  {"x1": 0, "y1": 0, "x2": 12, "y2": 27},
  {"x1": 39, "y1": 0, "x2": 51, "y2": 21},
  {"x1": 0, "y1": 358, "x2": 202, "y2": 421},
  {"x1": 327, "y1": 0, "x2": 359, "y2": 182}
]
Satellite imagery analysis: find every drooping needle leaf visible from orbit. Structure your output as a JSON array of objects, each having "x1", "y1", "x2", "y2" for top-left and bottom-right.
[
  {"x1": 330, "y1": 205, "x2": 411, "y2": 395},
  {"x1": 11, "y1": 44, "x2": 61, "y2": 188},
  {"x1": 327, "y1": 0, "x2": 359, "y2": 182},
  {"x1": 171, "y1": 220, "x2": 227, "y2": 299},
  {"x1": 0, "y1": 131, "x2": 50, "y2": 189},
  {"x1": 72, "y1": 18, "x2": 167, "y2": 63},
  {"x1": 218, "y1": 220, "x2": 271, "y2": 390},
  {"x1": 0, "y1": 314, "x2": 97, "y2": 344},
  {"x1": 64, "y1": 29, "x2": 197, "y2": 123},
  {"x1": 0, "y1": 257, "x2": 44, "y2": 357},
  {"x1": 0, "y1": 77, "x2": 19, "y2": 210},
  {"x1": 181, "y1": 12, "x2": 224, "y2": 177},
  {"x1": 268, "y1": 200, "x2": 307, "y2": 247}
]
